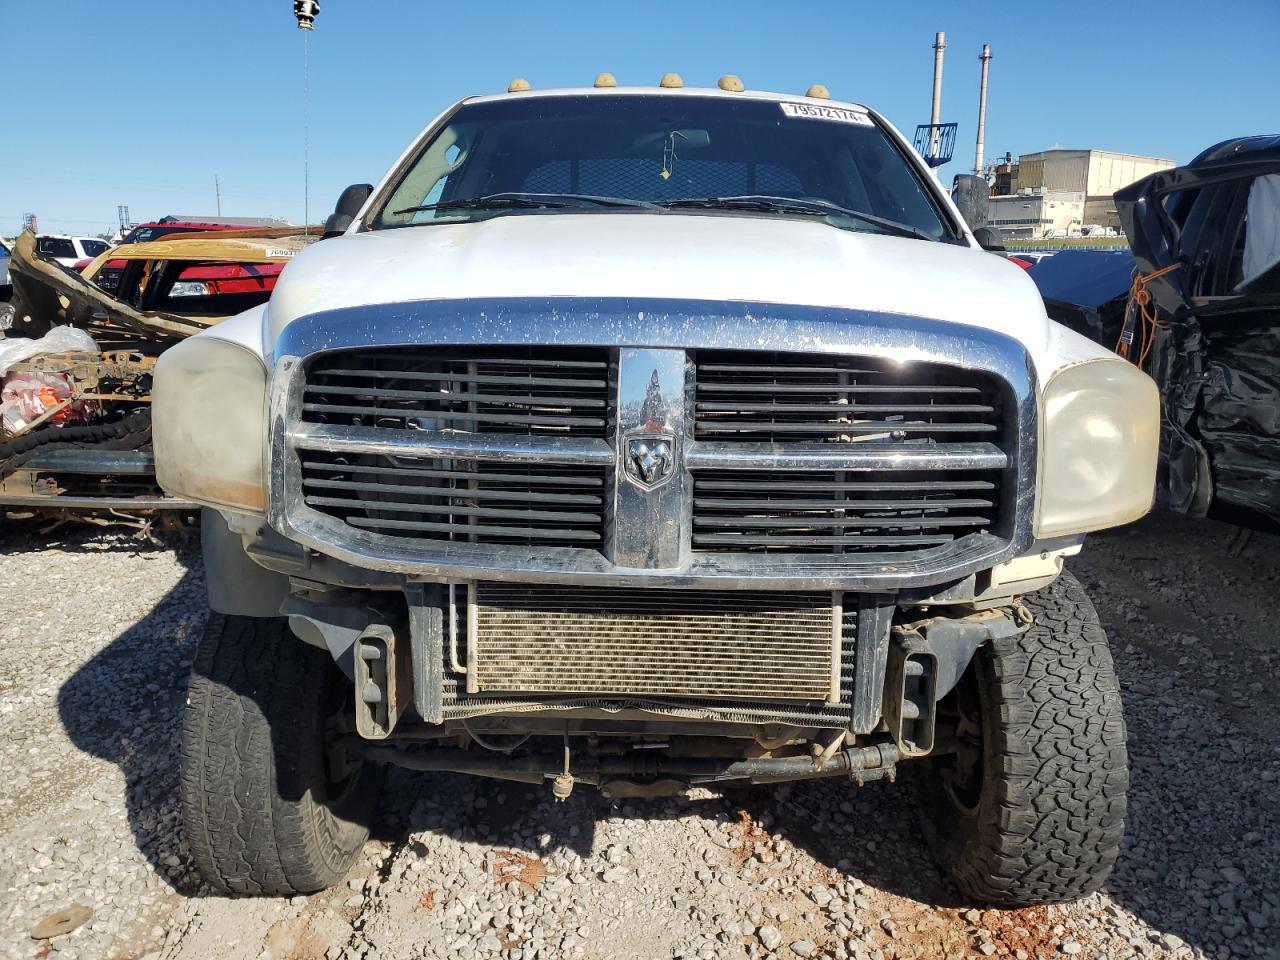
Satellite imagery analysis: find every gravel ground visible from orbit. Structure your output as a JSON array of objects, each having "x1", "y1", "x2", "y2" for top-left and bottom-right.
[{"x1": 0, "y1": 513, "x2": 1277, "y2": 960}]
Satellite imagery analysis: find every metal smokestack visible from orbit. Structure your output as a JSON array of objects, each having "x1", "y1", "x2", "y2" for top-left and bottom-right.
[
  {"x1": 975, "y1": 43, "x2": 992, "y2": 175},
  {"x1": 930, "y1": 32, "x2": 946, "y2": 157}
]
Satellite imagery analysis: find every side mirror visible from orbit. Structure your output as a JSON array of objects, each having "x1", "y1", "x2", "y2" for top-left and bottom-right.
[
  {"x1": 322, "y1": 183, "x2": 374, "y2": 239},
  {"x1": 951, "y1": 173, "x2": 990, "y2": 231},
  {"x1": 971, "y1": 226, "x2": 1006, "y2": 253}
]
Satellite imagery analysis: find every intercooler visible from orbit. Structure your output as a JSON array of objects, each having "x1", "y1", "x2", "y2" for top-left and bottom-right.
[{"x1": 465, "y1": 584, "x2": 840, "y2": 702}]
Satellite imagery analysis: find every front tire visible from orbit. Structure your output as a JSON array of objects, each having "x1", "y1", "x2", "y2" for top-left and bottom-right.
[
  {"x1": 181, "y1": 614, "x2": 383, "y2": 896},
  {"x1": 914, "y1": 572, "x2": 1128, "y2": 905}
]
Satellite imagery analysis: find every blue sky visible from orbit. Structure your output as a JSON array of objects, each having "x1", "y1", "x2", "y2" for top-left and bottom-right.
[{"x1": 1, "y1": 0, "x2": 1275, "y2": 237}]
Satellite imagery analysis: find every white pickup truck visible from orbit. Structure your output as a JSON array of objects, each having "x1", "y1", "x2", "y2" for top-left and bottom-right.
[{"x1": 153, "y1": 77, "x2": 1159, "y2": 905}]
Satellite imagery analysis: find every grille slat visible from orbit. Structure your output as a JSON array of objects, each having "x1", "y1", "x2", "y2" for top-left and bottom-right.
[
  {"x1": 693, "y1": 533, "x2": 956, "y2": 547},
  {"x1": 303, "y1": 496, "x2": 595, "y2": 524},
  {"x1": 694, "y1": 514, "x2": 993, "y2": 529},
  {"x1": 302, "y1": 462, "x2": 603, "y2": 486},
  {"x1": 694, "y1": 478, "x2": 996, "y2": 492},
  {"x1": 694, "y1": 497, "x2": 995, "y2": 510},
  {"x1": 300, "y1": 403, "x2": 605, "y2": 430},
  {"x1": 305, "y1": 384, "x2": 608, "y2": 407},
  {"x1": 697, "y1": 382, "x2": 983, "y2": 395},
  {"x1": 696, "y1": 402, "x2": 995, "y2": 414},
  {"x1": 345, "y1": 515, "x2": 602, "y2": 542},
  {"x1": 695, "y1": 420, "x2": 997, "y2": 435},
  {"x1": 312, "y1": 368, "x2": 608, "y2": 388},
  {"x1": 302, "y1": 477, "x2": 603, "y2": 505}
]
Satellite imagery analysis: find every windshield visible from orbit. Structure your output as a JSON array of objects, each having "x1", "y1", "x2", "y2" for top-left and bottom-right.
[
  {"x1": 373, "y1": 95, "x2": 956, "y2": 241},
  {"x1": 38, "y1": 237, "x2": 76, "y2": 259}
]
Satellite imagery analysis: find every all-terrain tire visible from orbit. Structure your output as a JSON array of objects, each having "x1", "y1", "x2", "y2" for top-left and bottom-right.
[
  {"x1": 914, "y1": 571, "x2": 1128, "y2": 905},
  {"x1": 181, "y1": 614, "x2": 383, "y2": 896}
]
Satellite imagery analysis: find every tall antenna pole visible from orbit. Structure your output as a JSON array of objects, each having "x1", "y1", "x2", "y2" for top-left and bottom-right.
[
  {"x1": 294, "y1": 2, "x2": 319, "y2": 231},
  {"x1": 215, "y1": 175, "x2": 222, "y2": 216},
  {"x1": 930, "y1": 32, "x2": 946, "y2": 159},
  {"x1": 975, "y1": 44, "x2": 992, "y2": 175},
  {"x1": 303, "y1": 29, "x2": 310, "y2": 231}
]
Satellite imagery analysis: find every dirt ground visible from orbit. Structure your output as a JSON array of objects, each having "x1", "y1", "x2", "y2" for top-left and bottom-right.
[{"x1": 0, "y1": 512, "x2": 1277, "y2": 960}]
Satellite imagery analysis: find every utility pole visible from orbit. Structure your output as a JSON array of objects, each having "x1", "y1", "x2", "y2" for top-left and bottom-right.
[
  {"x1": 215, "y1": 175, "x2": 222, "y2": 217},
  {"x1": 930, "y1": 32, "x2": 946, "y2": 158},
  {"x1": 975, "y1": 44, "x2": 992, "y2": 176}
]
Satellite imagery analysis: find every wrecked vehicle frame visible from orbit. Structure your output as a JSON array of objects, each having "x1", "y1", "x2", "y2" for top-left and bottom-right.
[
  {"x1": 1, "y1": 229, "x2": 308, "y2": 526},
  {"x1": 1113, "y1": 135, "x2": 1280, "y2": 527}
]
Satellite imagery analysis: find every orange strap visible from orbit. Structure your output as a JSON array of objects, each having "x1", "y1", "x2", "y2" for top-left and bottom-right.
[{"x1": 1117, "y1": 263, "x2": 1180, "y2": 368}]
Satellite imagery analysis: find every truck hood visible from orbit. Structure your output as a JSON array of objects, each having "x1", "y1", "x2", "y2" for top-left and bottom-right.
[{"x1": 265, "y1": 212, "x2": 1064, "y2": 370}]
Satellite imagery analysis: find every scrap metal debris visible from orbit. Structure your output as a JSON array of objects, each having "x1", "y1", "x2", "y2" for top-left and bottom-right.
[{"x1": 0, "y1": 226, "x2": 312, "y2": 526}]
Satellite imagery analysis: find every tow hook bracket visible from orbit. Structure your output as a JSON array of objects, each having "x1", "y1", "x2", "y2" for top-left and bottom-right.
[
  {"x1": 353, "y1": 623, "x2": 411, "y2": 740},
  {"x1": 884, "y1": 638, "x2": 938, "y2": 758}
]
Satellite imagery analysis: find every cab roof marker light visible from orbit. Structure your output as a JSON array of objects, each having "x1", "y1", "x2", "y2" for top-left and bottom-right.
[
  {"x1": 659, "y1": 73, "x2": 684, "y2": 89},
  {"x1": 508, "y1": 78, "x2": 532, "y2": 93},
  {"x1": 718, "y1": 75, "x2": 744, "y2": 92},
  {"x1": 806, "y1": 84, "x2": 831, "y2": 99},
  {"x1": 594, "y1": 73, "x2": 617, "y2": 88}
]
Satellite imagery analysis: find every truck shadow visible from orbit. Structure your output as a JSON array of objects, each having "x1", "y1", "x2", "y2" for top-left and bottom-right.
[{"x1": 49, "y1": 527, "x2": 208, "y2": 895}]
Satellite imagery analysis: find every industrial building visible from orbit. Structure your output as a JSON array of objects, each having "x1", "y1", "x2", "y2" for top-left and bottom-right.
[
  {"x1": 988, "y1": 149, "x2": 1175, "y2": 238},
  {"x1": 987, "y1": 189, "x2": 1085, "y2": 240}
]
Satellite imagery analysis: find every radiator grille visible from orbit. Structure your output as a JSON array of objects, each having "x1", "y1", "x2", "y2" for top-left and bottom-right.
[
  {"x1": 693, "y1": 349, "x2": 1003, "y2": 443},
  {"x1": 470, "y1": 585, "x2": 837, "y2": 701},
  {"x1": 692, "y1": 469, "x2": 1001, "y2": 554},
  {"x1": 302, "y1": 346, "x2": 610, "y2": 437}
]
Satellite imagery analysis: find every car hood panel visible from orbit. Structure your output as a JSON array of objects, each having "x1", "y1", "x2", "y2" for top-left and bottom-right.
[{"x1": 266, "y1": 213, "x2": 1064, "y2": 372}]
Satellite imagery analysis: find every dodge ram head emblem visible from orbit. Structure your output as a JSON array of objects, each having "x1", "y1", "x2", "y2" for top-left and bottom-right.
[{"x1": 624, "y1": 436, "x2": 675, "y2": 490}]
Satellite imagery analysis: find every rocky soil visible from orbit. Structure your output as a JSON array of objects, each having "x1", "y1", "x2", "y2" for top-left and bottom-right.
[{"x1": 0, "y1": 513, "x2": 1277, "y2": 960}]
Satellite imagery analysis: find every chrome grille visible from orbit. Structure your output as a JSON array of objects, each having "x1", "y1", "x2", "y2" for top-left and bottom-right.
[
  {"x1": 296, "y1": 346, "x2": 611, "y2": 549},
  {"x1": 693, "y1": 349, "x2": 1003, "y2": 442},
  {"x1": 469, "y1": 584, "x2": 838, "y2": 701},
  {"x1": 276, "y1": 302, "x2": 1032, "y2": 587}
]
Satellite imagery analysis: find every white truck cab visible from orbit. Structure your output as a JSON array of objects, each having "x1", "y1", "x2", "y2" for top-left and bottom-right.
[{"x1": 154, "y1": 77, "x2": 1159, "y2": 904}]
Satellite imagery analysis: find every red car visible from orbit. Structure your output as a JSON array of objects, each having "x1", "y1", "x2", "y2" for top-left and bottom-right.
[{"x1": 82, "y1": 220, "x2": 288, "y2": 296}]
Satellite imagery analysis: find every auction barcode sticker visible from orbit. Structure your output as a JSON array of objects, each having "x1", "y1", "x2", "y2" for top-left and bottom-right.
[{"x1": 779, "y1": 101, "x2": 873, "y2": 126}]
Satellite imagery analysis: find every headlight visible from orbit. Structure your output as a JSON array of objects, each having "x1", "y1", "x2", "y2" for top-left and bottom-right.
[
  {"x1": 1035, "y1": 358, "x2": 1159, "y2": 538},
  {"x1": 153, "y1": 335, "x2": 267, "y2": 513},
  {"x1": 169, "y1": 280, "x2": 211, "y2": 298}
]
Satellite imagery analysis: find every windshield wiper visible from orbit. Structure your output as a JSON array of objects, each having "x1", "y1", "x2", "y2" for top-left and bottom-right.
[
  {"x1": 657, "y1": 195, "x2": 936, "y2": 241},
  {"x1": 392, "y1": 192, "x2": 657, "y2": 217}
]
